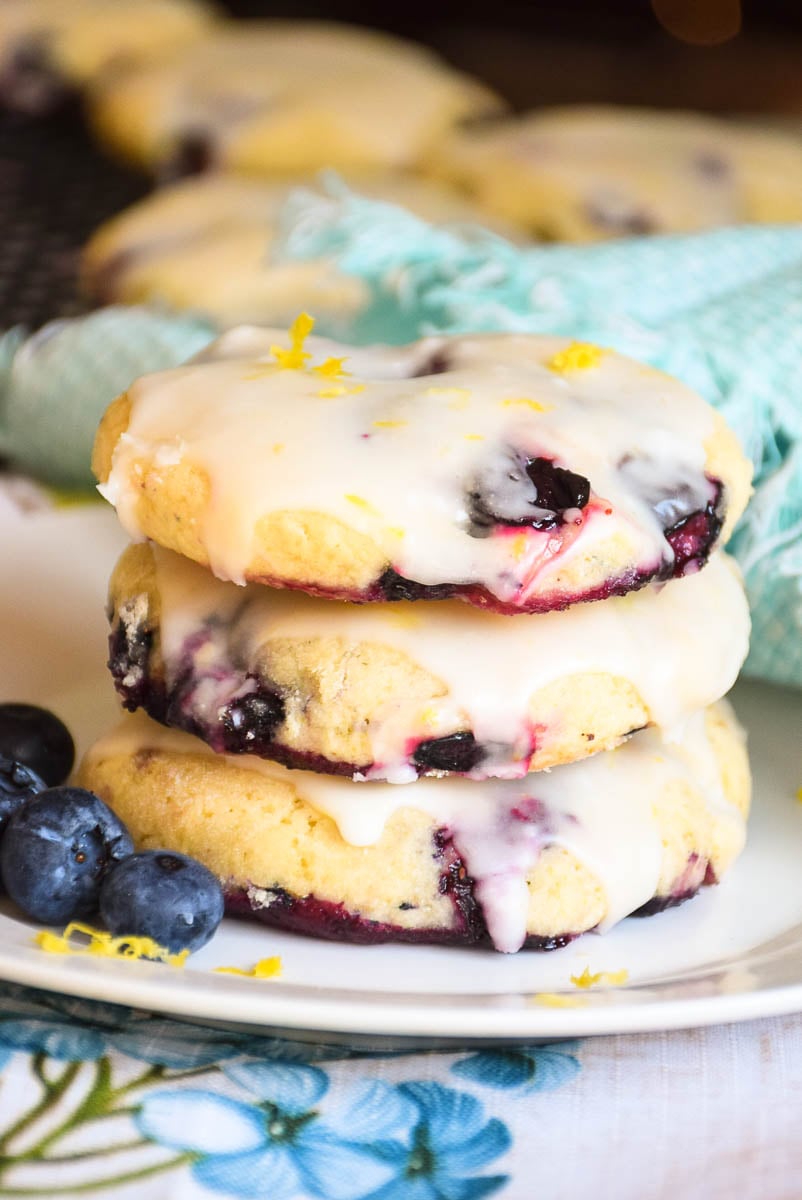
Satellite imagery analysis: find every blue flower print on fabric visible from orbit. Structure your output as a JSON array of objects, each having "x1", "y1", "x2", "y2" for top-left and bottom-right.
[
  {"x1": 362, "y1": 1082, "x2": 511, "y2": 1200},
  {"x1": 450, "y1": 1042, "x2": 581, "y2": 1094},
  {"x1": 136, "y1": 1063, "x2": 422, "y2": 1200},
  {"x1": 0, "y1": 983, "x2": 377, "y2": 1067}
]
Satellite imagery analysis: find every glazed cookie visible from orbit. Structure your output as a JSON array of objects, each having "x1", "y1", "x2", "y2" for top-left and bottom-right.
[
  {"x1": 0, "y1": 0, "x2": 217, "y2": 114},
  {"x1": 81, "y1": 173, "x2": 526, "y2": 329},
  {"x1": 80, "y1": 704, "x2": 750, "y2": 953},
  {"x1": 434, "y1": 106, "x2": 802, "y2": 240},
  {"x1": 86, "y1": 21, "x2": 500, "y2": 176},
  {"x1": 93, "y1": 325, "x2": 752, "y2": 615},
  {"x1": 108, "y1": 543, "x2": 749, "y2": 781}
]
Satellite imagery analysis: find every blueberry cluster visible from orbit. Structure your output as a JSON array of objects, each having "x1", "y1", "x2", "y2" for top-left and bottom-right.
[{"x1": 0, "y1": 702, "x2": 223, "y2": 955}]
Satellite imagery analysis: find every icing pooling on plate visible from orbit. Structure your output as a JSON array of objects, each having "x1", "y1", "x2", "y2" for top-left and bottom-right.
[
  {"x1": 90, "y1": 708, "x2": 745, "y2": 953},
  {"x1": 99, "y1": 328, "x2": 735, "y2": 609},
  {"x1": 142, "y1": 545, "x2": 749, "y2": 780}
]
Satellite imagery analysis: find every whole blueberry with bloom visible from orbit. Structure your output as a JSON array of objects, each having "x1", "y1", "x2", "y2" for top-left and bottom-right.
[
  {"x1": 136, "y1": 1065, "x2": 511, "y2": 1199},
  {"x1": 100, "y1": 850, "x2": 224, "y2": 953},
  {"x1": 1, "y1": 787, "x2": 133, "y2": 924}
]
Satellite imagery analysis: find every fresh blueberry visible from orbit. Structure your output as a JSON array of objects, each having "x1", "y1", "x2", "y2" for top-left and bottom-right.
[
  {"x1": 0, "y1": 755, "x2": 46, "y2": 839},
  {"x1": 99, "y1": 851, "x2": 224, "y2": 954},
  {"x1": 1, "y1": 787, "x2": 134, "y2": 925},
  {"x1": 0, "y1": 703, "x2": 75, "y2": 787}
]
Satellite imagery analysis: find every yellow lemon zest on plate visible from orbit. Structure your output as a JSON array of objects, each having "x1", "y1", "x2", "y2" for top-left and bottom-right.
[
  {"x1": 344, "y1": 494, "x2": 379, "y2": 516},
  {"x1": 501, "y1": 396, "x2": 551, "y2": 413},
  {"x1": 272, "y1": 443, "x2": 284, "y2": 454},
  {"x1": 570, "y1": 966, "x2": 629, "y2": 989},
  {"x1": 548, "y1": 343, "x2": 605, "y2": 373},
  {"x1": 271, "y1": 312, "x2": 315, "y2": 370},
  {"x1": 36, "y1": 922, "x2": 188, "y2": 967},
  {"x1": 464, "y1": 433, "x2": 484, "y2": 441},
  {"x1": 214, "y1": 956, "x2": 283, "y2": 979},
  {"x1": 387, "y1": 526, "x2": 405, "y2": 539},
  {"x1": 373, "y1": 420, "x2": 408, "y2": 430},
  {"x1": 317, "y1": 384, "x2": 366, "y2": 398},
  {"x1": 312, "y1": 356, "x2": 350, "y2": 379},
  {"x1": 530, "y1": 992, "x2": 587, "y2": 1008},
  {"x1": 425, "y1": 386, "x2": 471, "y2": 409}
]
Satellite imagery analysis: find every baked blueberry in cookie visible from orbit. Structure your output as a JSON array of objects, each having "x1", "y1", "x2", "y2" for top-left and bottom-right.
[
  {"x1": 105, "y1": 542, "x2": 749, "y2": 782},
  {"x1": 79, "y1": 704, "x2": 750, "y2": 952}
]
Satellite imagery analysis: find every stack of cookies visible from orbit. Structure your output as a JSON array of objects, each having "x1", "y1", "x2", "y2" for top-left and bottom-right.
[{"x1": 81, "y1": 320, "x2": 753, "y2": 953}]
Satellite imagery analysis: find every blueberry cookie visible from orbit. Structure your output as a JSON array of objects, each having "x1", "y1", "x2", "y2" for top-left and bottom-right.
[
  {"x1": 93, "y1": 326, "x2": 752, "y2": 615},
  {"x1": 433, "y1": 106, "x2": 802, "y2": 241},
  {"x1": 108, "y1": 542, "x2": 749, "y2": 781},
  {"x1": 86, "y1": 21, "x2": 500, "y2": 176},
  {"x1": 0, "y1": 0, "x2": 217, "y2": 114},
  {"x1": 81, "y1": 173, "x2": 526, "y2": 330},
  {"x1": 79, "y1": 704, "x2": 750, "y2": 953}
]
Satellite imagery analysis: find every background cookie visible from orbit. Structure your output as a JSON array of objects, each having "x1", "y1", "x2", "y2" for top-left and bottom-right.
[
  {"x1": 94, "y1": 327, "x2": 752, "y2": 615},
  {"x1": 0, "y1": 0, "x2": 217, "y2": 114},
  {"x1": 108, "y1": 542, "x2": 749, "y2": 781},
  {"x1": 80, "y1": 704, "x2": 751, "y2": 953},
  {"x1": 433, "y1": 106, "x2": 802, "y2": 240},
  {"x1": 81, "y1": 173, "x2": 527, "y2": 330},
  {"x1": 86, "y1": 21, "x2": 500, "y2": 176}
]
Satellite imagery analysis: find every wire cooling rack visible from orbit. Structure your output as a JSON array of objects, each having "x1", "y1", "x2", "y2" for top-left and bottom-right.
[{"x1": 0, "y1": 108, "x2": 147, "y2": 329}]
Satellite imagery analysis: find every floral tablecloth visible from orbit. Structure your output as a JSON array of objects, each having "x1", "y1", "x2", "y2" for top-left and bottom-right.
[{"x1": 0, "y1": 981, "x2": 798, "y2": 1200}]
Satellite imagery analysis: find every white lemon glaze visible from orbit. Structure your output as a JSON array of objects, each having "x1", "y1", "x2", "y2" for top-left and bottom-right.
[
  {"x1": 143, "y1": 544, "x2": 749, "y2": 779},
  {"x1": 91, "y1": 708, "x2": 745, "y2": 953},
  {"x1": 100, "y1": 329, "x2": 729, "y2": 605}
]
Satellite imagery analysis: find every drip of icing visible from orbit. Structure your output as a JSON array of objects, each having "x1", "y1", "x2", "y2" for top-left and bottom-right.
[
  {"x1": 149, "y1": 546, "x2": 749, "y2": 776},
  {"x1": 100, "y1": 329, "x2": 722, "y2": 598},
  {"x1": 88, "y1": 709, "x2": 745, "y2": 953}
]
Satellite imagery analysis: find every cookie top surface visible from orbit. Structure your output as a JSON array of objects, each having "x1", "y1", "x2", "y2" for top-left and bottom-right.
[
  {"x1": 94, "y1": 323, "x2": 752, "y2": 614},
  {"x1": 86, "y1": 20, "x2": 500, "y2": 174},
  {"x1": 0, "y1": 0, "x2": 217, "y2": 93},
  {"x1": 435, "y1": 105, "x2": 802, "y2": 240},
  {"x1": 82, "y1": 703, "x2": 749, "y2": 953},
  {"x1": 81, "y1": 172, "x2": 526, "y2": 327},
  {"x1": 109, "y1": 541, "x2": 749, "y2": 780}
]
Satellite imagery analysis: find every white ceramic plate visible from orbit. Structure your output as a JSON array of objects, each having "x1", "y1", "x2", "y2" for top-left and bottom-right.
[{"x1": 2, "y1": 504, "x2": 802, "y2": 1047}]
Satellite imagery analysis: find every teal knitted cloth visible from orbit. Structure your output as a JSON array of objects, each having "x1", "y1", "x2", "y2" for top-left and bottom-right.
[
  {"x1": 0, "y1": 307, "x2": 215, "y2": 489},
  {"x1": 274, "y1": 187, "x2": 802, "y2": 688}
]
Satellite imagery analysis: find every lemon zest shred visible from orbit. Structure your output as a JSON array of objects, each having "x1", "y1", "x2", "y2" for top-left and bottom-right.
[
  {"x1": 373, "y1": 420, "x2": 407, "y2": 430},
  {"x1": 344, "y1": 494, "x2": 379, "y2": 516},
  {"x1": 464, "y1": 433, "x2": 484, "y2": 441},
  {"x1": 272, "y1": 443, "x2": 284, "y2": 454},
  {"x1": 530, "y1": 992, "x2": 587, "y2": 1008},
  {"x1": 317, "y1": 384, "x2": 365, "y2": 398},
  {"x1": 570, "y1": 966, "x2": 629, "y2": 989},
  {"x1": 501, "y1": 396, "x2": 552, "y2": 413},
  {"x1": 387, "y1": 526, "x2": 405, "y2": 539},
  {"x1": 312, "y1": 356, "x2": 350, "y2": 379},
  {"x1": 215, "y1": 956, "x2": 283, "y2": 979},
  {"x1": 547, "y1": 343, "x2": 605, "y2": 373},
  {"x1": 511, "y1": 534, "x2": 529, "y2": 562},
  {"x1": 271, "y1": 312, "x2": 315, "y2": 370},
  {"x1": 35, "y1": 922, "x2": 188, "y2": 967}
]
